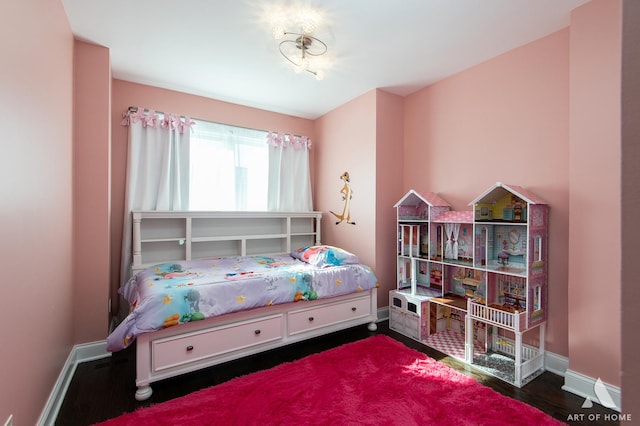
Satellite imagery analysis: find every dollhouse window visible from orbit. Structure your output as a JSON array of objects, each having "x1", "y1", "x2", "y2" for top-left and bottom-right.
[
  {"x1": 534, "y1": 285, "x2": 541, "y2": 311},
  {"x1": 534, "y1": 236, "x2": 542, "y2": 261}
]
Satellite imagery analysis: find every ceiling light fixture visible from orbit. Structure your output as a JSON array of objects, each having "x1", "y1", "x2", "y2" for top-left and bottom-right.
[{"x1": 271, "y1": 8, "x2": 328, "y2": 80}]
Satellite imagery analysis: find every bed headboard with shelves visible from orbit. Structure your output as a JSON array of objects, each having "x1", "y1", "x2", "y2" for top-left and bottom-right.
[{"x1": 132, "y1": 211, "x2": 323, "y2": 273}]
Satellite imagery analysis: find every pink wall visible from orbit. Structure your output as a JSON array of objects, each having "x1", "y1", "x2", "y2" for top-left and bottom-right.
[
  {"x1": 73, "y1": 40, "x2": 112, "y2": 342},
  {"x1": 0, "y1": 0, "x2": 74, "y2": 424},
  {"x1": 110, "y1": 80, "x2": 317, "y2": 314},
  {"x1": 375, "y1": 90, "x2": 405, "y2": 307},
  {"x1": 2, "y1": 1, "x2": 633, "y2": 421},
  {"x1": 568, "y1": 0, "x2": 621, "y2": 386},
  {"x1": 315, "y1": 89, "x2": 404, "y2": 307},
  {"x1": 404, "y1": 29, "x2": 571, "y2": 357},
  {"x1": 315, "y1": 92, "x2": 377, "y2": 263},
  {"x1": 621, "y1": 0, "x2": 640, "y2": 414}
]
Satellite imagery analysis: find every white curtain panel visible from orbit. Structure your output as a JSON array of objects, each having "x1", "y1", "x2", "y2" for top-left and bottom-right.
[
  {"x1": 267, "y1": 133, "x2": 313, "y2": 211},
  {"x1": 452, "y1": 223, "x2": 461, "y2": 260},
  {"x1": 119, "y1": 109, "x2": 191, "y2": 286}
]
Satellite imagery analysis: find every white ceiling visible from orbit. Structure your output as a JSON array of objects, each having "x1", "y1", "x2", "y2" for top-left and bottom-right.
[{"x1": 61, "y1": 0, "x2": 589, "y2": 120}]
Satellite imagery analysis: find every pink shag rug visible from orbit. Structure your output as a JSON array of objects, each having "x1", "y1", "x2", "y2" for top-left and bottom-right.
[{"x1": 96, "y1": 335, "x2": 564, "y2": 426}]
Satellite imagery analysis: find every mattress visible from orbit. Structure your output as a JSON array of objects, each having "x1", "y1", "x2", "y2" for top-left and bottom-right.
[{"x1": 107, "y1": 253, "x2": 378, "y2": 351}]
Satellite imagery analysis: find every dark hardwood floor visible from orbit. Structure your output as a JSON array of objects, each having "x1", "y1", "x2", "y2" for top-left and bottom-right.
[{"x1": 55, "y1": 321, "x2": 618, "y2": 425}]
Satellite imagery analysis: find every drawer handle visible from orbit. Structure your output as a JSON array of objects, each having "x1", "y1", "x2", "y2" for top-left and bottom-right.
[
  {"x1": 186, "y1": 345, "x2": 194, "y2": 352},
  {"x1": 254, "y1": 329, "x2": 261, "y2": 335},
  {"x1": 351, "y1": 307, "x2": 357, "y2": 312},
  {"x1": 308, "y1": 316, "x2": 314, "y2": 322}
]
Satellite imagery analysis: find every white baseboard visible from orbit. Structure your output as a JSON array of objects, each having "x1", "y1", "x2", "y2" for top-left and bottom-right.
[
  {"x1": 37, "y1": 341, "x2": 110, "y2": 426},
  {"x1": 562, "y1": 369, "x2": 621, "y2": 412},
  {"x1": 544, "y1": 351, "x2": 569, "y2": 376},
  {"x1": 377, "y1": 306, "x2": 389, "y2": 322}
]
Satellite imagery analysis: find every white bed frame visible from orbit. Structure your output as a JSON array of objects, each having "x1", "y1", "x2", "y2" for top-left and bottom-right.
[{"x1": 130, "y1": 210, "x2": 378, "y2": 401}]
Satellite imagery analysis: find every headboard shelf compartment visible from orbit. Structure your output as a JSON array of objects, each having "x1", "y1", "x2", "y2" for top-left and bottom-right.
[{"x1": 132, "y1": 211, "x2": 323, "y2": 272}]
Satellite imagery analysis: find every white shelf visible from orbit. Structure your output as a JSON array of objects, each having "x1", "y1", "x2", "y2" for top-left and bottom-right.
[
  {"x1": 474, "y1": 221, "x2": 527, "y2": 226},
  {"x1": 132, "y1": 211, "x2": 322, "y2": 272},
  {"x1": 141, "y1": 237, "x2": 185, "y2": 243},
  {"x1": 192, "y1": 233, "x2": 287, "y2": 242}
]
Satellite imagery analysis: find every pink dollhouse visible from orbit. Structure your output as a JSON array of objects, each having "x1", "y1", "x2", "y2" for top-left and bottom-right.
[{"x1": 390, "y1": 182, "x2": 549, "y2": 387}]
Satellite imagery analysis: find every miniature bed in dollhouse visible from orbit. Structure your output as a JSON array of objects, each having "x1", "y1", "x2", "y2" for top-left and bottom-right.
[
  {"x1": 108, "y1": 211, "x2": 378, "y2": 400},
  {"x1": 390, "y1": 183, "x2": 548, "y2": 387}
]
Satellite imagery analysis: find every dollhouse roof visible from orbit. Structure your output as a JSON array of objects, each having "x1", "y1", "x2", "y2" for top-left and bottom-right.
[
  {"x1": 432, "y1": 210, "x2": 474, "y2": 223},
  {"x1": 394, "y1": 189, "x2": 450, "y2": 208},
  {"x1": 468, "y1": 182, "x2": 547, "y2": 206}
]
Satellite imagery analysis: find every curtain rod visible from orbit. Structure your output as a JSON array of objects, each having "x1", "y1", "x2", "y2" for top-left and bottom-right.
[
  {"x1": 126, "y1": 107, "x2": 307, "y2": 138},
  {"x1": 127, "y1": 106, "x2": 193, "y2": 121}
]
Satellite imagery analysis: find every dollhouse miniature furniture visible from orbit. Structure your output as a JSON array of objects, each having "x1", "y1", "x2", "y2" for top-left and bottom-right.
[{"x1": 390, "y1": 183, "x2": 549, "y2": 387}]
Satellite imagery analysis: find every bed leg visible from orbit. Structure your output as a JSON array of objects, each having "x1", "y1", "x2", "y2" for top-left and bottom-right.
[
  {"x1": 367, "y1": 321, "x2": 377, "y2": 332},
  {"x1": 135, "y1": 385, "x2": 153, "y2": 401}
]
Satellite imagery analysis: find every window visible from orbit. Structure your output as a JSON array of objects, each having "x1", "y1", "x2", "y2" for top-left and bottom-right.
[
  {"x1": 534, "y1": 236, "x2": 542, "y2": 261},
  {"x1": 189, "y1": 119, "x2": 268, "y2": 211}
]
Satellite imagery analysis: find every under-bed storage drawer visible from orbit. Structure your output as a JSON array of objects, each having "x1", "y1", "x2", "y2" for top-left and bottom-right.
[
  {"x1": 288, "y1": 294, "x2": 372, "y2": 335},
  {"x1": 151, "y1": 314, "x2": 283, "y2": 372}
]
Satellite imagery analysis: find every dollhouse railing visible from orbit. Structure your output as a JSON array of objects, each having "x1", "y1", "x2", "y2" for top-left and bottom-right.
[
  {"x1": 491, "y1": 335, "x2": 545, "y2": 386},
  {"x1": 467, "y1": 300, "x2": 528, "y2": 332}
]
